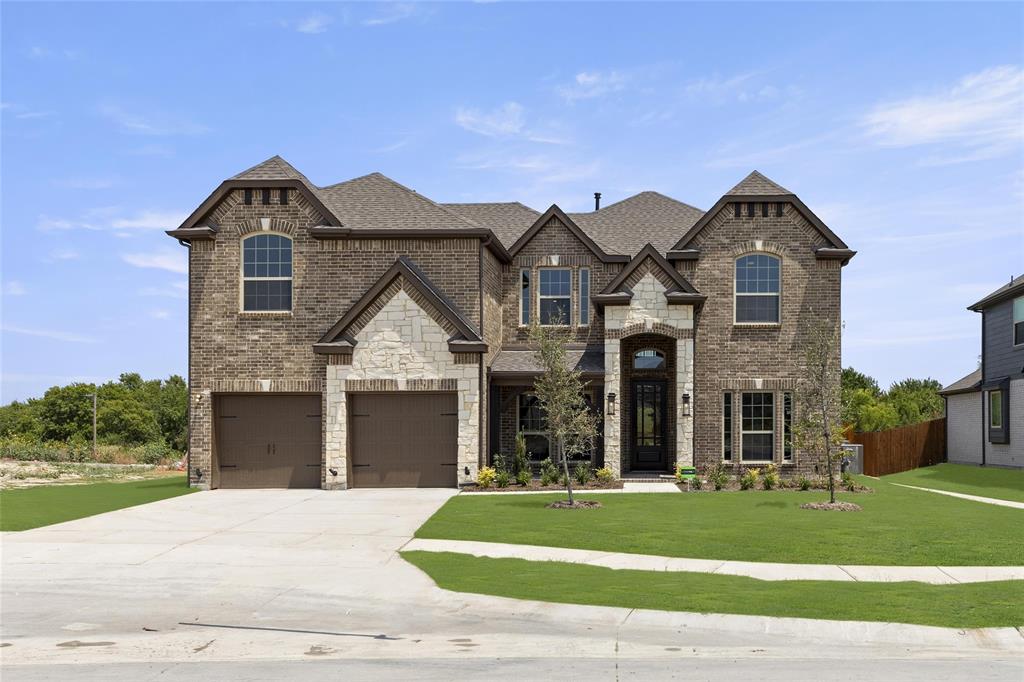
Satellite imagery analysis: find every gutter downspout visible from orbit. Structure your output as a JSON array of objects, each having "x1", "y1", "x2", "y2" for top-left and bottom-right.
[
  {"x1": 981, "y1": 310, "x2": 987, "y2": 467},
  {"x1": 177, "y1": 238, "x2": 192, "y2": 486}
]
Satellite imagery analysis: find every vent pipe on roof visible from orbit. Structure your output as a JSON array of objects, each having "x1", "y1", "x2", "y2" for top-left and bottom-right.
[{"x1": 594, "y1": 192, "x2": 601, "y2": 211}]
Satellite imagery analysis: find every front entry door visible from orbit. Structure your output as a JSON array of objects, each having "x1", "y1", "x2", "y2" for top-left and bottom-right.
[{"x1": 631, "y1": 380, "x2": 666, "y2": 470}]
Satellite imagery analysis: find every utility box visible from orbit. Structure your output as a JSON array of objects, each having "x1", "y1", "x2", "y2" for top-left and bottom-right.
[{"x1": 841, "y1": 443, "x2": 863, "y2": 475}]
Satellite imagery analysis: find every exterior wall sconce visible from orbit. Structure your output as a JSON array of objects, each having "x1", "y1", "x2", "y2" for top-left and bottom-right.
[
  {"x1": 681, "y1": 393, "x2": 691, "y2": 416},
  {"x1": 607, "y1": 393, "x2": 616, "y2": 416},
  {"x1": 194, "y1": 467, "x2": 203, "y2": 481}
]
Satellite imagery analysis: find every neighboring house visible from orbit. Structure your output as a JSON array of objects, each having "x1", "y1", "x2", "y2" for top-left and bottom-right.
[
  {"x1": 168, "y1": 156, "x2": 854, "y2": 489},
  {"x1": 941, "y1": 276, "x2": 1024, "y2": 469}
]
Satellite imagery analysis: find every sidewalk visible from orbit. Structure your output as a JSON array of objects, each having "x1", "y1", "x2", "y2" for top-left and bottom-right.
[
  {"x1": 888, "y1": 483, "x2": 1024, "y2": 510},
  {"x1": 403, "y1": 538, "x2": 1024, "y2": 584}
]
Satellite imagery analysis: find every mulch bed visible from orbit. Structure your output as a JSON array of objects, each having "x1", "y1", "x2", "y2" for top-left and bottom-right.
[
  {"x1": 800, "y1": 501, "x2": 863, "y2": 511},
  {"x1": 462, "y1": 480, "x2": 624, "y2": 493},
  {"x1": 546, "y1": 500, "x2": 603, "y2": 509}
]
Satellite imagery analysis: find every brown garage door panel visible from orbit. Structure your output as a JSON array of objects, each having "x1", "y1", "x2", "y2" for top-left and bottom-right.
[
  {"x1": 216, "y1": 395, "x2": 322, "y2": 489},
  {"x1": 350, "y1": 393, "x2": 457, "y2": 488}
]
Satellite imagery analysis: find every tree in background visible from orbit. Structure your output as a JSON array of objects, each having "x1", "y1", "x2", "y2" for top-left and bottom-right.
[
  {"x1": 841, "y1": 367, "x2": 944, "y2": 433},
  {"x1": 886, "y1": 378, "x2": 944, "y2": 426}
]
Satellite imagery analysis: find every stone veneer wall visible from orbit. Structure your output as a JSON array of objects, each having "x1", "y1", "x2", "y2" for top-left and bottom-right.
[
  {"x1": 603, "y1": 272, "x2": 695, "y2": 477},
  {"x1": 324, "y1": 288, "x2": 480, "y2": 489}
]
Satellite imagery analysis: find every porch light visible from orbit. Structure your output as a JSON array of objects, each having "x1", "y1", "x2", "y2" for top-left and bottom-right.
[
  {"x1": 607, "y1": 392, "x2": 616, "y2": 416},
  {"x1": 681, "y1": 393, "x2": 691, "y2": 416}
]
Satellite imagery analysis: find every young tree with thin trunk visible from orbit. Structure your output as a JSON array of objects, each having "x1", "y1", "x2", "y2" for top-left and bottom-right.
[
  {"x1": 530, "y1": 322, "x2": 600, "y2": 506},
  {"x1": 793, "y1": 317, "x2": 845, "y2": 504}
]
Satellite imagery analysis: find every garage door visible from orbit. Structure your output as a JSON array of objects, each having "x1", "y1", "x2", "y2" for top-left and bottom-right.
[
  {"x1": 349, "y1": 393, "x2": 458, "y2": 488},
  {"x1": 215, "y1": 395, "x2": 322, "y2": 488}
]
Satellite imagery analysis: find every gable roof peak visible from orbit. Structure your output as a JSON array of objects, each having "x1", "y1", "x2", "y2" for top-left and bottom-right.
[
  {"x1": 726, "y1": 170, "x2": 792, "y2": 196},
  {"x1": 230, "y1": 155, "x2": 311, "y2": 183}
]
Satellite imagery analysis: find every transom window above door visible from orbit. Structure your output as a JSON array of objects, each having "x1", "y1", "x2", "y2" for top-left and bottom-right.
[
  {"x1": 242, "y1": 234, "x2": 292, "y2": 312},
  {"x1": 539, "y1": 268, "x2": 571, "y2": 326},
  {"x1": 735, "y1": 253, "x2": 780, "y2": 324},
  {"x1": 633, "y1": 349, "x2": 665, "y2": 370}
]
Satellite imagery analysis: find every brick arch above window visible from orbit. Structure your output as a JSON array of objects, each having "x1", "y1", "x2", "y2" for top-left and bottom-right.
[
  {"x1": 236, "y1": 217, "x2": 297, "y2": 237},
  {"x1": 728, "y1": 240, "x2": 790, "y2": 259}
]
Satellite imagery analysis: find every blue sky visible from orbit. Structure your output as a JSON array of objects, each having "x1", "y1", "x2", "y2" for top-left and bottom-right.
[{"x1": 2, "y1": 2, "x2": 1022, "y2": 403}]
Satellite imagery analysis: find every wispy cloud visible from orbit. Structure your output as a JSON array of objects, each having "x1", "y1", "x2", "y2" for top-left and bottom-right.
[
  {"x1": 98, "y1": 103, "x2": 210, "y2": 136},
  {"x1": 3, "y1": 281, "x2": 27, "y2": 297},
  {"x1": 37, "y1": 208, "x2": 186, "y2": 233},
  {"x1": 139, "y1": 281, "x2": 188, "y2": 299},
  {"x1": 149, "y1": 309, "x2": 171, "y2": 320},
  {"x1": 363, "y1": 3, "x2": 419, "y2": 26},
  {"x1": 862, "y1": 65, "x2": 1024, "y2": 163},
  {"x1": 456, "y1": 150, "x2": 601, "y2": 185},
  {"x1": 2, "y1": 325, "x2": 98, "y2": 344},
  {"x1": 294, "y1": 12, "x2": 332, "y2": 34},
  {"x1": 684, "y1": 72, "x2": 791, "y2": 104},
  {"x1": 558, "y1": 70, "x2": 629, "y2": 102},
  {"x1": 121, "y1": 249, "x2": 187, "y2": 274},
  {"x1": 27, "y1": 46, "x2": 81, "y2": 60},
  {"x1": 55, "y1": 176, "x2": 119, "y2": 190},
  {"x1": 456, "y1": 102, "x2": 525, "y2": 137}
]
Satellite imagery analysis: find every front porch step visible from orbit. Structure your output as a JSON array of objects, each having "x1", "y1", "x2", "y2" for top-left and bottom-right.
[{"x1": 620, "y1": 474, "x2": 676, "y2": 483}]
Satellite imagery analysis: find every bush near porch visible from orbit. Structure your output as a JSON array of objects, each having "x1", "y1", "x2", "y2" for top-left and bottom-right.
[{"x1": 416, "y1": 476, "x2": 1023, "y2": 566}]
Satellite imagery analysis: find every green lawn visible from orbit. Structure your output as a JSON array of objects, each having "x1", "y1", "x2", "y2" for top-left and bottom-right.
[
  {"x1": 0, "y1": 475, "x2": 195, "y2": 531},
  {"x1": 403, "y1": 551, "x2": 1024, "y2": 629},
  {"x1": 883, "y1": 464, "x2": 1024, "y2": 504},
  {"x1": 415, "y1": 480, "x2": 1023, "y2": 566}
]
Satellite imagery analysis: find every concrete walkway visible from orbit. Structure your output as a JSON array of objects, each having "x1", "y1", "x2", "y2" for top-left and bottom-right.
[
  {"x1": 403, "y1": 538, "x2": 1024, "y2": 584},
  {"x1": 889, "y1": 483, "x2": 1024, "y2": 510}
]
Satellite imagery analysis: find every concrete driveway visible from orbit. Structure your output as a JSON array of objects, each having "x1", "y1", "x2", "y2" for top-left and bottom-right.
[{"x1": 2, "y1": 489, "x2": 1022, "y2": 681}]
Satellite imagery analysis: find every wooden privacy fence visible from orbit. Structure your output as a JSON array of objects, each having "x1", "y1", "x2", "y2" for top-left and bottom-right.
[{"x1": 847, "y1": 417, "x2": 946, "y2": 476}]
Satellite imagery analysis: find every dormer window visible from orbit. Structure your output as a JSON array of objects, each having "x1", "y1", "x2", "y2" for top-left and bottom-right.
[
  {"x1": 242, "y1": 234, "x2": 292, "y2": 312},
  {"x1": 735, "y1": 253, "x2": 780, "y2": 324}
]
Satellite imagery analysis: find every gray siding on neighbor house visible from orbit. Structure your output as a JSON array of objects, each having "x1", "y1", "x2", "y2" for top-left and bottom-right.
[
  {"x1": 982, "y1": 298, "x2": 1024, "y2": 382},
  {"x1": 982, "y1": 378, "x2": 1024, "y2": 469},
  {"x1": 946, "y1": 391, "x2": 982, "y2": 465}
]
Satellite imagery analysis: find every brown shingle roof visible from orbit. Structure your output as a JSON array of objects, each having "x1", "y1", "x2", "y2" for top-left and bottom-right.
[
  {"x1": 490, "y1": 349, "x2": 604, "y2": 375},
  {"x1": 725, "y1": 170, "x2": 792, "y2": 196},
  {"x1": 940, "y1": 368, "x2": 982, "y2": 395},
  {"x1": 318, "y1": 173, "x2": 481, "y2": 231},
  {"x1": 231, "y1": 155, "x2": 315, "y2": 184},
  {"x1": 569, "y1": 191, "x2": 705, "y2": 255},
  {"x1": 441, "y1": 202, "x2": 540, "y2": 248}
]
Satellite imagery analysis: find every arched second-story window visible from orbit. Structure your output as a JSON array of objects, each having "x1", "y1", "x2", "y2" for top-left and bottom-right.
[
  {"x1": 735, "y1": 253, "x2": 780, "y2": 324},
  {"x1": 633, "y1": 349, "x2": 665, "y2": 370},
  {"x1": 242, "y1": 234, "x2": 292, "y2": 312}
]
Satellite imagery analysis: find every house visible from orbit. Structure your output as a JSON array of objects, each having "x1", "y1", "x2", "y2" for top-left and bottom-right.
[
  {"x1": 940, "y1": 275, "x2": 1024, "y2": 468},
  {"x1": 167, "y1": 156, "x2": 854, "y2": 489}
]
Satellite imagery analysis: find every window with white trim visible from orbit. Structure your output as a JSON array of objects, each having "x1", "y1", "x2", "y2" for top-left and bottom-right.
[
  {"x1": 579, "y1": 268, "x2": 590, "y2": 326},
  {"x1": 242, "y1": 234, "x2": 292, "y2": 311},
  {"x1": 518, "y1": 393, "x2": 549, "y2": 460},
  {"x1": 741, "y1": 392, "x2": 774, "y2": 462},
  {"x1": 722, "y1": 392, "x2": 733, "y2": 461},
  {"x1": 1014, "y1": 296, "x2": 1023, "y2": 346},
  {"x1": 520, "y1": 269, "x2": 531, "y2": 325},
  {"x1": 735, "y1": 254, "x2": 780, "y2": 323},
  {"x1": 783, "y1": 392, "x2": 793, "y2": 461},
  {"x1": 539, "y1": 268, "x2": 571, "y2": 326}
]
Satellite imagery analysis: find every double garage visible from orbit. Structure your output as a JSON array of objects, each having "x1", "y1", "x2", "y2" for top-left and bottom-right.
[{"x1": 213, "y1": 393, "x2": 458, "y2": 489}]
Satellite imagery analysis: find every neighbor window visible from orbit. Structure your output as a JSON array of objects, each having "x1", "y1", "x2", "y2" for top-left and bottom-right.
[
  {"x1": 722, "y1": 392, "x2": 733, "y2": 461},
  {"x1": 783, "y1": 392, "x2": 793, "y2": 461},
  {"x1": 520, "y1": 269, "x2": 531, "y2": 325},
  {"x1": 633, "y1": 349, "x2": 665, "y2": 370},
  {"x1": 539, "y1": 268, "x2": 571, "y2": 325},
  {"x1": 735, "y1": 254, "x2": 780, "y2": 324},
  {"x1": 518, "y1": 393, "x2": 549, "y2": 460},
  {"x1": 242, "y1": 234, "x2": 292, "y2": 312},
  {"x1": 741, "y1": 392, "x2": 774, "y2": 462},
  {"x1": 1014, "y1": 296, "x2": 1024, "y2": 346},
  {"x1": 579, "y1": 268, "x2": 590, "y2": 326},
  {"x1": 989, "y1": 390, "x2": 1003, "y2": 429}
]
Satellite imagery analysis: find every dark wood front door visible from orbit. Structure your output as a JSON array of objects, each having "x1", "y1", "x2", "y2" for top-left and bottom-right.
[
  {"x1": 349, "y1": 393, "x2": 458, "y2": 488},
  {"x1": 215, "y1": 394, "x2": 322, "y2": 489},
  {"x1": 631, "y1": 380, "x2": 666, "y2": 471}
]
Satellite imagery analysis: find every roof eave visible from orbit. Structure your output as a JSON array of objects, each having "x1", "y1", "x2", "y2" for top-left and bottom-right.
[
  {"x1": 968, "y1": 281, "x2": 1024, "y2": 311},
  {"x1": 814, "y1": 247, "x2": 857, "y2": 265},
  {"x1": 178, "y1": 179, "x2": 344, "y2": 230},
  {"x1": 166, "y1": 226, "x2": 217, "y2": 241}
]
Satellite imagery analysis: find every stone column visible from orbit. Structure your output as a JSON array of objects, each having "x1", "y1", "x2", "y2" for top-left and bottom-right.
[
  {"x1": 676, "y1": 337, "x2": 694, "y2": 467},
  {"x1": 603, "y1": 338, "x2": 621, "y2": 477},
  {"x1": 324, "y1": 367, "x2": 347, "y2": 490}
]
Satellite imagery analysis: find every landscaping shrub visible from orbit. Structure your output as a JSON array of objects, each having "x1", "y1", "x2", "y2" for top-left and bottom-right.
[
  {"x1": 762, "y1": 463, "x2": 780, "y2": 490},
  {"x1": 798, "y1": 476, "x2": 812, "y2": 491},
  {"x1": 595, "y1": 466, "x2": 615, "y2": 483},
  {"x1": 539, "y1": 458, "x2": 559, "y2": 486},
  {"x1": 515, "y1": 468, "x2": 532, "y2": 486},
  {"x1": 477, "y1": 466, "x2": 497, "y2": 488},
  {"x1": 513, "y1": 432, "x2": 530, "y2": 476},
  {"x1": 740, "y1": 468, "x2": 760, "y2": 490},
  {"x1": 841, "y1": 471, "x2": 856, "y2": 491},
  {"x1": 131, "y1": 441, "x2": 175, "y2": 465},
  {"x1": 495, "y1": 469, "x2": 511, "y2": 488},
  {"x1": 691, "y1": 476, "x2": 703, "y2": 490},
  {"x1": 706, "y1": 462, "x2": 730, "y2": 491},
  {"x1": 573, "y1": 461, "x2": 592, "y2": 485}
]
